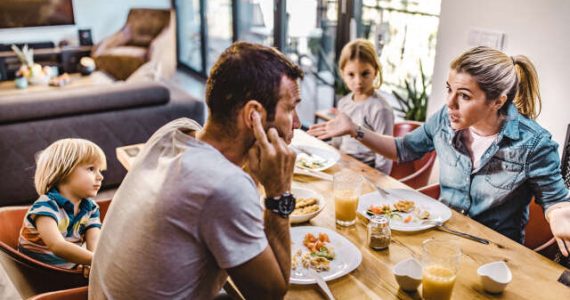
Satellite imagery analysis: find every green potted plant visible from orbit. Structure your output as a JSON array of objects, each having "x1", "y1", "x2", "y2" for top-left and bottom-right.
[{"x1": 392, "y1": 61, "x2": 430, "y2": 122}]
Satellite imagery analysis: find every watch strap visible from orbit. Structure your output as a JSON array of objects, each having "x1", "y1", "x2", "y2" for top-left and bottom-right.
[
  {"x1": 355, "y1": 125, "x2": 365, "y2": 140},
  {"x1": 265, "y1": 192, "x2": 295, "y2": 218}
]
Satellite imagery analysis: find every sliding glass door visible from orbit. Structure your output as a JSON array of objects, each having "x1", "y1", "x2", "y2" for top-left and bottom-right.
[
  {"x1": 205, "y1": 0, "x2": 233, "y2": 74},
  {"x1": 176, "y1": 0, "x2": 203, "y2": 73},
  {"x1": 236, "y1": 0, "x2": 274, "y2": 46}
]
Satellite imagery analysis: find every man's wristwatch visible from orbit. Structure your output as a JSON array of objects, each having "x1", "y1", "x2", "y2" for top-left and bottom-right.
[{"x1": 265, "y1": 192, "x2": 296, "y2": 218}]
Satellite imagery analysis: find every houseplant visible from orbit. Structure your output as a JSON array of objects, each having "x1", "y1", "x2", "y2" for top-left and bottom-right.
[{"x1": 392, "y1": 61, "x2": 430, "y2": 122}]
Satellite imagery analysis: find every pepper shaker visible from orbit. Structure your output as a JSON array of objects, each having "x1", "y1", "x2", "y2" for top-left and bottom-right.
[{"x1": 367, "y1": 215, "x2": 391, "y2": 250}]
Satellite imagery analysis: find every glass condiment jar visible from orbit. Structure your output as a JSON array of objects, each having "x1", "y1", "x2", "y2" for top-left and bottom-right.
[{"x1": 367, "y1": 215, "x2": 391, "y2": 250}]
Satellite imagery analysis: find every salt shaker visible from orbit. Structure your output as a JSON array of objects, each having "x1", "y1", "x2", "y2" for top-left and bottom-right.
[{"x1": 367, "y1": 215, "x2": 391, "y2": 250}]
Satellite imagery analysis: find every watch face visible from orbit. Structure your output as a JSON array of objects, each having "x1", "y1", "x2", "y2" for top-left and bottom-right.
[{"x1": 278, "y1": 194, "x2": 296, "y2": 215}]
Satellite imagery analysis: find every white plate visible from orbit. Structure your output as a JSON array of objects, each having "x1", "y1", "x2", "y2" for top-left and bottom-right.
[
  {"x1": 290, "y1": 187, "x2": 326, "y2": 224},
  {"x1": 293, "y1": 145, "x2": 340, "y2": 172},
  {"x1": 290, "y1": 226, "x2": 362, "y2": 285},
  {"x1": 357, "y1": 188, "x2": 452, "y2": 232}
]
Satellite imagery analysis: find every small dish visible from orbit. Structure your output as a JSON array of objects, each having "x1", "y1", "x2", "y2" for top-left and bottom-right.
[
  {"x1": 477, "y1": 261, "x2": 512, "y2": 293},
  {"x1": 289, "y1": 187, "x2": 325, "y2": 224},
  {"x1": 393, "y1": 258, "x2": 423, "y2": 292}
]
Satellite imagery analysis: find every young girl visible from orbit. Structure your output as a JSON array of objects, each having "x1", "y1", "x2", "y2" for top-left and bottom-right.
[
  {"x1": 333, "y1": 38, "x2": 395, "y2": 174},
  {"x1": 18, "y1": 138, "x2": 106, "y2": 273}
]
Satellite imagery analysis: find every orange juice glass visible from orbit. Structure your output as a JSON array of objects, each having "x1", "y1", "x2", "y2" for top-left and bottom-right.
[
  {"x1": 421, "y1": 239, "x2": 461, "y2": 300},
  {"x1": 333, "y1": 171, "x2": 363, "y2": 226}
]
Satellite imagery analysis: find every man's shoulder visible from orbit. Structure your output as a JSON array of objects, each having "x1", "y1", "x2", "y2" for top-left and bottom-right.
[{"x1": 181, "y1": 150, "x2": 257, "y2": 197}]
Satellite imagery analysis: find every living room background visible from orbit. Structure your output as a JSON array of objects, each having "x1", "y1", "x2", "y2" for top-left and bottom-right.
[{"x1": 0, "y1": 0, "x2": 171, "y2": 46}]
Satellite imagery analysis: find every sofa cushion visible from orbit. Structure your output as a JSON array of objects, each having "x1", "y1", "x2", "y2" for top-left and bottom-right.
[{"x1": 0, "y1": 82, "x2": 169, "y2": 125}]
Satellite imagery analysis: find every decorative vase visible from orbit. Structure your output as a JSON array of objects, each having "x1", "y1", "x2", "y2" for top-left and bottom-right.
[{"x1": 14, "y1": 77, "x2": 28, "y2": 89}]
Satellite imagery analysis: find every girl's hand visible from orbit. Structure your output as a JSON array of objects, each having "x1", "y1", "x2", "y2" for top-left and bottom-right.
[
  {"x1": 307, "y1": 113, "x2": 356, "y2": 140},
  {"x1": 548, "y1": 205, "x2": 570, "y2": 256}
]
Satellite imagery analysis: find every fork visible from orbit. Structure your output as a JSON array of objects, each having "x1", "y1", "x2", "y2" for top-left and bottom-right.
[
  {"x1": 423, "y1": 219, "x2": 490, "y2": 245},
  {"x1": 307, "y1": 268, "x2": 335, "y2": 300},
  {"x1": 291, "y1": 145, "x2": 315, "y2": 158},
  {"x1": 364, "y1": 177, "x2": 390, "y2": 198}
]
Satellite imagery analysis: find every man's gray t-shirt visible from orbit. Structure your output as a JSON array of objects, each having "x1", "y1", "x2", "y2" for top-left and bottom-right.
[{"x1": 89, "y1": 118, "x2": 268, "y2": 299}]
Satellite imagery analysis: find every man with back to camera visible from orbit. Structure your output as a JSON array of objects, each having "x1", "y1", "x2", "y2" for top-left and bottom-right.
[{"x1": 89, "y1": 42, "x2": 304, "y2": 299}]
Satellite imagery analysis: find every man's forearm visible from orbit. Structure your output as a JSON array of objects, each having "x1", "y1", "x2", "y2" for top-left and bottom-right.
[{"x1": 264, "y1": 211, "x2": 291, "y2": 286}]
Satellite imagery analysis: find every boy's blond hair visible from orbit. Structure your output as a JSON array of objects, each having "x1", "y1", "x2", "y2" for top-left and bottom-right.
[
  {"x1": 339, "y1": 38, "x2": 383, "y2": 89},
  {"x1": 34, "y1": 139, "x2": 107, "y2": 195}
]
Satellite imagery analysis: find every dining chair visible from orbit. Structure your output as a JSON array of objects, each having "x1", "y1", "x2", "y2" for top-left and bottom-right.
[
  {"x1": 28, "y1": 286, "x2": 88, "y2": 300},
  {"x1": 390, "y1": 121, "x2": 436, "y2": 189},
  {"x1": 416, "y1": 183, "x2": 441, "y2": 199},
  {"x1": 0, "y1": 199, "x2": 111, "y2": 298}
]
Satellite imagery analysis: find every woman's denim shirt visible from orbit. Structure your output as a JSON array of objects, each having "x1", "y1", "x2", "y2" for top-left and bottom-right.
[{"x1": 395, "y1": 104, "x2": 569, "y2": 243}]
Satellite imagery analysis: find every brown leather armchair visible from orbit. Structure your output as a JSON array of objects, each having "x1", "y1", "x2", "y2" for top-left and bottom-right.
[{"x1": 92, "y1": 9, "x2": 176, "y2": 81}]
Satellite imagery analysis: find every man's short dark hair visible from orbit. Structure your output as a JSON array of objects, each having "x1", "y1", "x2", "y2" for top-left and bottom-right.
[{"x1": 205, "y1": 42, "x2": 304, "y2": 127}]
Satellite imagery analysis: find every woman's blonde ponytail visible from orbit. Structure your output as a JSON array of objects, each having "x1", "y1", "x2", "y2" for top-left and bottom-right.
[{"x1": 512, "y1": 55, "x2": 542, "y2": 119}]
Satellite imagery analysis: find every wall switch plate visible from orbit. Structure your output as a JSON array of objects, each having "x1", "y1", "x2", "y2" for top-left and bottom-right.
[{"x1": 467, "y1": 28, "x2": 505, "y2": 50}]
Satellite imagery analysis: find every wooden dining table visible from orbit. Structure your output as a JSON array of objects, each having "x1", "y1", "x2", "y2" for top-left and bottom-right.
[{"x1": 116, "y1": 129, "x2": 570, "y2": 299}]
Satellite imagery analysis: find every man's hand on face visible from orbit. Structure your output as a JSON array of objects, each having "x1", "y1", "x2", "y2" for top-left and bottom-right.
[{"x1": 247, "y1": 111, "x2": 296, "y2": 197}]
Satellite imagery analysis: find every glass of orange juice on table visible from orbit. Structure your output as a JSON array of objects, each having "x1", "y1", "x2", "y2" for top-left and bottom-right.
[
  {"x1": 421, "y1": 239, "x2": 462, "y2": 300},
  {"x1": 333, "y1": 171, "x2": 363, "y2": 226}
]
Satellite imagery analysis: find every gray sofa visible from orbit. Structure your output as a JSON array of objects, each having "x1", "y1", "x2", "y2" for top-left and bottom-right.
[{"x1": 0, "y1": 81, "x2": 204, "y2": 206}]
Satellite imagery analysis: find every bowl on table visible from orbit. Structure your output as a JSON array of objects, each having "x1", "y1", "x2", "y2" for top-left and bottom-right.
[
  {"x1": 289, "y1": 186, "x2": 325, "y2": 224},
  {"x1": 477, "y1": 261, "x2": 512, "y2": 293},
  {"x1": 393, "y1": 258, "x2": 423, "y2": 292}
]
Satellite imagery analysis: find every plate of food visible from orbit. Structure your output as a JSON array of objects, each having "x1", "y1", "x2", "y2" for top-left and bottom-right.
[
  {"x1": 293, "y1": 145, "x2": 340, "y2": 172},
  {"x1": 357, "y1": 188, "x2": 452, "y2": 232},
  {"x1": 290, "y1": 187, "x2": 326, "y2": 224},
  {"x1": 290, "y1": 226, "x2": 362, "y2": 284}
]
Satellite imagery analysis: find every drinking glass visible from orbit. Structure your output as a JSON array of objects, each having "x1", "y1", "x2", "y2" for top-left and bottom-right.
[
  {"x1": 333, "y1": 171, "x2": 363, "y2": 226},
  {"x1": 421, "y1": 239, "x2": 462, "y2": 300}
]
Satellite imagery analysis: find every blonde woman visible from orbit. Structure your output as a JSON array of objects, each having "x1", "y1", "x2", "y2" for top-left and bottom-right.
[
  {"x1": 18, "y1": 139, "x2": 106, "y2": 276},
  {"x1": 309, "y1": 46, "x2": 570, "y2": 255},
  {"x1": 331, "y1": 38, "x2": 395, "y2": 174}
]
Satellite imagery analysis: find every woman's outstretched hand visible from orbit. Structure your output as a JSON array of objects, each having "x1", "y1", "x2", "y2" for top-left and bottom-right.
[{"x1": 307, "y1": 113, "x2": 356, "y2": 140}]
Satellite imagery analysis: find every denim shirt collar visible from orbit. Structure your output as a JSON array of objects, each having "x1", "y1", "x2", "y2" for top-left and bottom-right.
[{"x1": 501, "y1": 103, "x2": 521, "y2": 141}]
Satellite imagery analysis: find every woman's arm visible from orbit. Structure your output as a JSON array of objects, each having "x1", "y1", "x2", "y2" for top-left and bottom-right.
[
  {"x1": 527, "y1": 135, "x2": 570, "y2": 256},
  {"x1": 308, "y1": 112, "x2": 399, "y2": 160},
  {"x1": 35, "y1": 216, "x2": 93, "y2": 265}
]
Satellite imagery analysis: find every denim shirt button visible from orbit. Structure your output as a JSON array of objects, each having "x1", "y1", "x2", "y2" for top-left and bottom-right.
[{"x1": 460, "y1": 209, "x2": 465, "y2": 214}]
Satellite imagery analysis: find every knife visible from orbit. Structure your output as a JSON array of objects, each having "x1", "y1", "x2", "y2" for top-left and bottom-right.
[{"x1": 307, "y1": 268, "x2": 335, "y2": 300}]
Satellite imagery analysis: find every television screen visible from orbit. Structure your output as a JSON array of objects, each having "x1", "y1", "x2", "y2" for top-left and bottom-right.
[{"x1": 0, "y1": 0, "x2": 75, "y2": 29}]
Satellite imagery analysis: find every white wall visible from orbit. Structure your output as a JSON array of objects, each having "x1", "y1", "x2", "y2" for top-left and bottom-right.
[
  {"x1": 430, "y1": 0, "x2": 570, "y2": 152},
  {"x1": 0, "y1": 0, "x2": 171, "y2": 46}
]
